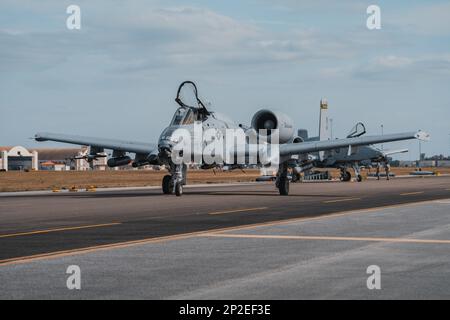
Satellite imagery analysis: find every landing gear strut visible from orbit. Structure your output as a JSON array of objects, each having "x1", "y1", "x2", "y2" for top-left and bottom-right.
[
  {"x1": 276, "y1": 163, "x2": 289, "y2": 196},
  {"x1": 291, "y1": 171, "x2": 301, "y2": 183},
  {"x1": 352, "y1": 164, "x2": 363, "y2": 182}
]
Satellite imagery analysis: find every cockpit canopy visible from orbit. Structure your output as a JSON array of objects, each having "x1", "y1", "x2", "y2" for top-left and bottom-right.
[
  {"x1": 176, "y1": 82, "x2": 199, "y2": 109},
  {"x1": 170, "y1": 107, "x2": 195, "y2": 125},
  {"x1": 347, "y1": 122, "x2": 366, "y2": 138},
  {"x1": 174, "y1": 81, "x2": 210, "y2": 122}
]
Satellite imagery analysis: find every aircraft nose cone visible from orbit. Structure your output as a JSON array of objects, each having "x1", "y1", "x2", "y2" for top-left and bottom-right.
[
  {"x1": 158, "y1": 140, "x2": 172, "y2": 152},
  {"x1": 158, "y1": 127, "x2": 176, "y2": 152}
]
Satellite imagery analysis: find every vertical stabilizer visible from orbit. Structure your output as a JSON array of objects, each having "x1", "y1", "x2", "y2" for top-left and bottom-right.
[{"x1": 319, "y1": 98, "x2": 330, "y2": 160}]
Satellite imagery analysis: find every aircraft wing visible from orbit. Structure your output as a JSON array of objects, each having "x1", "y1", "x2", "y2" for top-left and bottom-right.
[
  {"x1": 34, "y1": 132, "x2": 156, "y2": 154},
  {"x1": 280, "y1": 131, "x2": 429, "y2": 157}
]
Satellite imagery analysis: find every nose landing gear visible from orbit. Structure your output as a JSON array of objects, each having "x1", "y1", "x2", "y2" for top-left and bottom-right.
[
  {"x1": 162, "y1": 164, "x2": 186, "y2": 196},
  {"x1": 162, "y1": 175, "x2": 173, "y2": 194},
  {"x1": 174, "y1": 181, "x2": 183, "y2": 196}
]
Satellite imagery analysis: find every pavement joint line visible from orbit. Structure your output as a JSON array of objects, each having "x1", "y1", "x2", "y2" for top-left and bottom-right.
[
  {"x1": 323, "y1": 198, "x2": 361, "y2": 204},
  {"x1": 0, "y1": 223, "x2": 122, "y2": 239},
  {"x1": 435, "y1": 200, "x2": 450, "y2": 204},
  {"x1": 200, "y1": 233, "x2": 450, "y2": 245},
  {"x1": 400, "y1": 192, "x2": 424, "y2": 196},
  {"x1": 1, "y1": 198, "x2": 449, "y2": 267},
  {"x1": 208, "y1": 207, "x2": 268, "y2": 215},
  {"x1": 0, "y1": 182, "x2": 262, "y2": 197}
]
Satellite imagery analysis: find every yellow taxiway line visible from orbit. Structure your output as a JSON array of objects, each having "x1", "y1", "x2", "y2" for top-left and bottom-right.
[
  {"x1": 208, "y1": 207, "x2": 268, "y2": 215},
  {"x1": 0, "y1": 229, "x2": 218, "y2": 266},
  {"x1": 323, "y1": 198, "x2": 361, "y2": 204},
  {"x1": 201, "y1": 233, "x2": 450, "y2": 245},
  {"x1": 0, "y1": 222, "x2": 121, "y2": 239},
  {"x1": 400, "y1": 192, "x2": 424, "y2": 196}
]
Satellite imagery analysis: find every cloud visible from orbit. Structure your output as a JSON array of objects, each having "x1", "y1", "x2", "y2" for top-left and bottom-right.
[
  {"x1": 391, "y1": 2, "x2": 450, "y2": 36},
  {"x1": 376, "y1": 55, "x2": 413, "y2": 68},
  {"x1": 0, "y1": 4, "x2": 361, "y2": 76},
  {"x1": 353, "y1": 54, "x2": 450, "y2": 80}
]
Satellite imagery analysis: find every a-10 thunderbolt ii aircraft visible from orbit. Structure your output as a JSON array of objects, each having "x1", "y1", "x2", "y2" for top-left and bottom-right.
[
  {"x1": 293, "y1": 99, "x2": 411, "y2": 182},
  {"x1": 34, "y1": 81, "x2": 429, "y2": 196}
]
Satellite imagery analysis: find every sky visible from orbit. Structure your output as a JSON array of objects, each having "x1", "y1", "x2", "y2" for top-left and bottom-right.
[{"x1": 0, "y1": 0, "x2": 449, "y2": 160}]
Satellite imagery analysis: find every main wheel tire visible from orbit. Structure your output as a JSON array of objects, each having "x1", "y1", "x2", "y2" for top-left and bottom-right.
[
  {"x1": 162, "y1": 175, "x2": 172, "y2": 194},
  {"x1": 278, "y1": 177, "x2": 289, "y2": 196},
  {"x1": 175, "y1": 182, "x2": 183, "y2": 197},
  {"x1": 357, "y1": 175, "x2": 363, "y2": 182},
  {"x1": 341, "y1": 171, "x2": 352, "y2": 182}
]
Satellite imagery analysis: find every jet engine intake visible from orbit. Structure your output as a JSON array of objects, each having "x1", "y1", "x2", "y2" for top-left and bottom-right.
[
  {"x1": 251, "y1": 109, "x2": 295, "y2": 144},
  {"x1": 291, "y1": 136, "x2": 304, "y2": 143}
]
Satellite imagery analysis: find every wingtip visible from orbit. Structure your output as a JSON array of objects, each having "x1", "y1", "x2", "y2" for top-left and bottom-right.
[
  {"x1": 34, "y1": 132, "x2": 47, "y2": 142},
  {"x1": 415, "y1": 130, "x2": 431, "y2": 141}
]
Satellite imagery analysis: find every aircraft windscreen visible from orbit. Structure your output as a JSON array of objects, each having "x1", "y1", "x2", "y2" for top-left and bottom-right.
[
  {"x1": 177, "y1": 82, "x2": 198, "y2": 108},
  {"x1": 171, "y1": 107, "x2": 195, "y2": 125}
]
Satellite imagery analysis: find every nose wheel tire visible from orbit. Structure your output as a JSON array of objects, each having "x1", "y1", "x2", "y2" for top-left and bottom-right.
[
  {"x1": 291, "y1": 173, "x2": 301, "y2": 183},
  {"x1": 278, "y1": 177, "x2": 289, "y2": 196},
  {"x1": 175, "y1": 182, "x2": 183, "y2": 196},
  {"x1": 162, "y1": 175, "x2": 172, "y2": 194},
  {"x1": 357, "y1": 175, "x2": 363, "y2": 182}
]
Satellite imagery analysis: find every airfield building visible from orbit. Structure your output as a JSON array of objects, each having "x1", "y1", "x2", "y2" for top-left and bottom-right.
[
  {"x1": 33, "y1": 148, "x2": 89, "y2": 171},
  {"x1": 0, "y1": 146, "x2": 107, "y2": 171},
  {"x1": 0, "y1": 146, "x2": 38, "y2": 171}
]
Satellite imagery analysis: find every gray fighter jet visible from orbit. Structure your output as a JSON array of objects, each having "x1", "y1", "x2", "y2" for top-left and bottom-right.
[
  {"x1": 293, "y1": 100, "x2": 410, "y2": 182},
  {"x1": 35, "y1": 81, "x2": 429, "y2": 196}
]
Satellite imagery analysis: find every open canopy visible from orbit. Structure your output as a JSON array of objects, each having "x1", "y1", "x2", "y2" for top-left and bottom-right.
[
  {"x1": 347, "y1": 122, "x2": 366, "y2": 138},
  {"x1": 175, "y1": 81, "x2": 210, "y2": 120}
]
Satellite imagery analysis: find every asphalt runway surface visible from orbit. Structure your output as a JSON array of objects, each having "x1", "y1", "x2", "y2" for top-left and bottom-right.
[
  {"x1": 0, "y1": 177, "x2": 450, "y2": 265},
  {"x1": 1, "y1": 188, "x2": 450, "y2": 298}
]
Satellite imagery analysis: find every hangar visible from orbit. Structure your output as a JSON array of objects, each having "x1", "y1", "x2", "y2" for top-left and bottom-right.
[{"x1": 0, "y1": 146, "x2": 38, "y2": 171}]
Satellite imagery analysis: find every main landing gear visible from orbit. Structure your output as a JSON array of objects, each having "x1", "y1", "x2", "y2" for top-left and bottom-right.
[
  {"x1": 162, "y1": 164, "x2": 187, "y2": 196},
  {"x1": 276, "y1": 163, "x2": 290, "y2": 196},
  {"x1": 340, "y1": 168, "x2": 352, "y2": 182},
  {"x1": 340, "y1": 165, "x2": 363, "y2": 182},
  {"x1": 352, "y1": 164, "x2": 363, "y2": 182}
]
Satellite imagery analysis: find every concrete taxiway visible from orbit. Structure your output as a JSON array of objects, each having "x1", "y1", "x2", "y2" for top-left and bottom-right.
[{"x1": 0, "y1": 177, "x2": 450, "y2": 299}]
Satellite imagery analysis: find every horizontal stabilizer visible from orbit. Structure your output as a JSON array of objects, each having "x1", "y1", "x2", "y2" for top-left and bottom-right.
[
  {"x1": 415, "y1": 131, "x2": 431, "y2": 141},
  {"x1": 382, "y1": 149, "x2": 409, "y2": 156}
]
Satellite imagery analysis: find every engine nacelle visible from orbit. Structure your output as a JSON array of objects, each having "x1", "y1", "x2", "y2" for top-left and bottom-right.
[
  {"x1": 251, "y1": 109, "x2": 295, "y2": 144},
  {"x1": 107, "y1": 156, "x2": 132, "y2": 168},
  {"x1": 290, "y1": 136, "x2": 304, "y2": 144}
]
